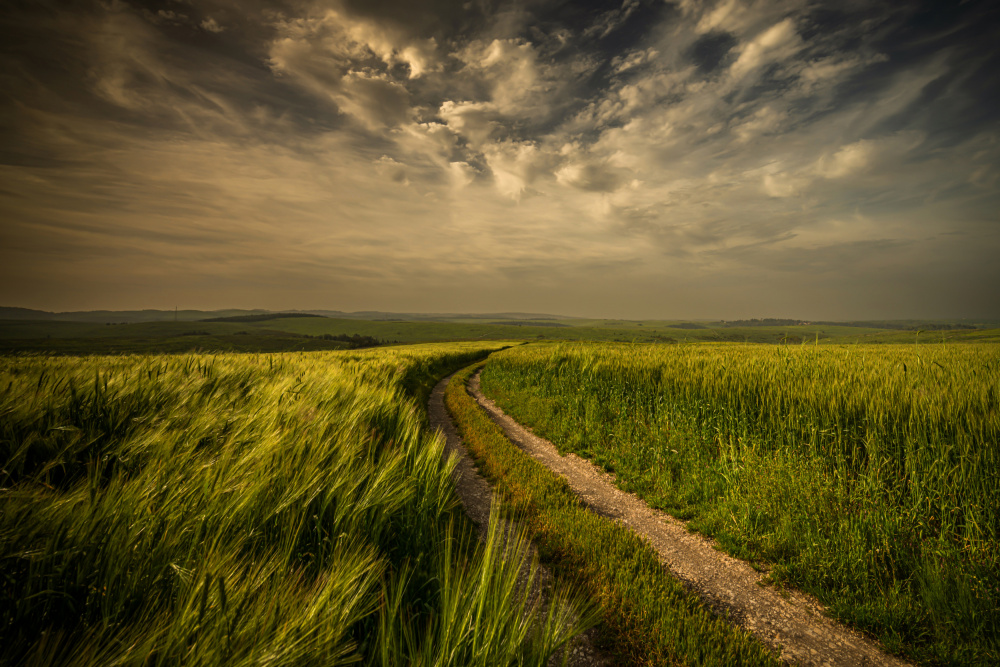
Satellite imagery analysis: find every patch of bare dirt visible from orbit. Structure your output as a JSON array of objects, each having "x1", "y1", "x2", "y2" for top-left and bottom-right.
[
  {"x1": 469, "y1": 370, "x2": 912, "y2": 667},
  {"x1": 428, "y1": 375, "x2": 610, "y2": 667}
]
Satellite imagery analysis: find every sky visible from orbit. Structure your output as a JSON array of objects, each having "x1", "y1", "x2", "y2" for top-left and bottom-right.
[{"x1": 1, "y1": 0, "x2": 998, "y2": 320}]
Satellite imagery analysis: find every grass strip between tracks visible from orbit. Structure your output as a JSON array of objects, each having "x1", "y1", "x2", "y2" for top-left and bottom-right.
[{"x1": 445, "y1": 361, "x2": 781, "y2": 667}]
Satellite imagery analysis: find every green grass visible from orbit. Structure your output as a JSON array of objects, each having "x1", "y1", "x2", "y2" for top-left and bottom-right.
[
  {"x1": 444, "y1": 361, "x2": 780, "y2": 666},
  {"x1": 1, "y1": 342, "x2": 592, "y2": 665},
  {"x1": 480, "y1": 342, "x2": 1000, "y2": 665},
  {"x1": 251, "y1": 317, "x2": 1000, "y2": 345},
  {"x1": 3, "y1": 317, "x2": 999, "y2": 353},
  {"x1": 0, "y1": 320, "x2": 257, "y2": 339},
  {"x1": 0, "y1": 334, "x2": 357, "y2": 356},
  {"x1": 238, "y1": 317, "x2": 682, "y2": 343},
  {"x1": 0, "y1": 320, "x2": 364, "y2": 356}
]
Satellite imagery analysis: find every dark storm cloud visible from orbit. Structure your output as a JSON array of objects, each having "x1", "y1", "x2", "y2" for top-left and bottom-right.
[{"x1": 1, "y1": 0, "x2": 998, "y2": 317}]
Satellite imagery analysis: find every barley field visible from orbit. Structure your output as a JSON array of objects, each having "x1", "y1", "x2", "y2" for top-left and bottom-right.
[
  {"x1": 0, "y1": 343, "x2": 589, "y2": 666},
  {"x1": 481, "y1": 342, "x2": 1000, "y2": 665}
]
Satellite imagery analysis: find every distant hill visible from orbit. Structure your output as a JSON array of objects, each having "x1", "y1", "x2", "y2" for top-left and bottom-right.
[
  {"x1": 300, "y1": 310, "x2": 576, "y2": 321},
  {"x1": 201, "y1": 313, "x2": 327, "y2": 323},
  {"x1": 0, "y1": 307, "x2": 58, "y2": 321},
  {"x1": 717, "y1": 317, "x2": 995, "y2": 330},
  {"x1": 0, "y1": 307, "x2": 270, "y2": 323},
  {"x1": 0, "y1": 307, "x2": 574, "y2": 324},
  {"x1": 4, "y1": 307, "x2": 996, "y2": 330},
  {"x1": 490, "y1": 320, "x2": 570, "y2": 327}
]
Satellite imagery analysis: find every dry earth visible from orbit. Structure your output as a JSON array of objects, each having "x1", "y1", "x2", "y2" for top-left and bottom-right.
[
  {"x1": 429, "y1": 375, "x2": 610, "y2": 666},
  {"x1": 467, "y1": 370, "x2": 912, "y2": 667}
]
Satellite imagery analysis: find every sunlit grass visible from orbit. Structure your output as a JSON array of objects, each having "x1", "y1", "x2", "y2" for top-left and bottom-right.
[
  {"x1": 446, "y1": 362, "x2": 779, "y2": 666},
  {"x1": 1, "y1": 343, "x2": 590, "y2": 665},
  {"x1": 481, "y1": 342, "x2": 1000, "y2": 665}
]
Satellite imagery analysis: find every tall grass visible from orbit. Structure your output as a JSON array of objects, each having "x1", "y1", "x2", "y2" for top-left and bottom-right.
[
  {"x1": 481, "y1": 342, "x2": 1000, "y2": 665},
  {"x1": 1, "y1": 343, "x2": 589, "y2": 665},
  {"x1": 446, "y1": 362, "x2": 779, "y2": 666}
]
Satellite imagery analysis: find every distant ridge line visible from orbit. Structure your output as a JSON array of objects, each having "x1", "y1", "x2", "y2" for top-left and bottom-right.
[
  {"x1": 200, "y1": 313, "x2": 327, "y2": 323},
  {"x1": 1, "y1": 307, "x2": 996, "y2": 328},
  {"x1": 0, "y1": 307, "x2": 576, "y2": 324}
]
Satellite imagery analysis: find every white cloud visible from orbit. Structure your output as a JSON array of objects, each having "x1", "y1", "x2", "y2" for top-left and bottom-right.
[
  {"x1": 266, "y1": 8, "x2": 439, "y2": 126},
  {"x1": 796, "y1": 52, "x2": 887, "y2": 94},
  {"x1": 90, "y1": 9, "x2": 176, "y2": 111},
  {"x1": 762, "y1": 171, "x2": 810, "y2": 198},
  {"x1": 816, "y1": 140, "x2": 875, "y2": 179},
  {"x1": 482, "y1": 141, "x2": 552, "y2": 200},
  {"x1": 696, "y1": 0, "x2": 744, "y2": 34},
  {"x1": 814, "y1": 134, "x2": 924, "y2": 181},
  {"x1": 458, "y1": 39, "x2": 543, "y2": 114},
  {"x1": 397, "y1": 40, "x2": 438, "y2": 78},
  {"x1": 732, "y1": 106, "x2": 786, "y2": 143},
  {"x1": 453, "y1": 37, "x2": 595, "y2": 126},
  {"x1": 438, "y1": 100, "x2": 498, "y2": 149},
  {"x1": 729, "y1": 18, "x2": 801, "y2": 79},
  {"x1": 612, "y1": 48, "x2": 659, "y2": 74},
  {"x1": 555, "y1": 160, "x2": 626, "y2": 193},
  {"x1": 200, "y1": 17, "x2": 225, "y2": 33},
  {"x1": 448, "y1": 161, "x2": 476, "y2": 189},
  {"x1": 375, "y1": 155, "x2": 408, "y2": 184},
  {"x1": 396, "y1": 122, "x2": 459, "y2": 168},
  {"x1": 337, "y1": 70, "x2": 411, "y2": 129}
]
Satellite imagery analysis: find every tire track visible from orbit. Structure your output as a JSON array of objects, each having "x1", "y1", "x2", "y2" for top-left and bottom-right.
[
  {"x1": 428, "y1": 374, "x2": 610, "y2": 667},
  {"x1": 468, "y1": 370, "x2": 910, "y2": 667}
]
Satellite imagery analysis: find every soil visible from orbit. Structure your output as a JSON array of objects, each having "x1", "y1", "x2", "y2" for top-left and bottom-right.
[
  {"x1": 428, "y1": 375, "x2": 610, "y2": 666},
  {"x1": 467, "y1": 370, "x2": 913, "y2": 667}
]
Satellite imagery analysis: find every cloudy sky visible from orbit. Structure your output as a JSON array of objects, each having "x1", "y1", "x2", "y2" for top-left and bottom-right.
[{"x1": 2, "y1": 0, "x2": 998, "y2": 319}]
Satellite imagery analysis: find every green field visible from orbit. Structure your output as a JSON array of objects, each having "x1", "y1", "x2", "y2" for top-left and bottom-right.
[
  {"x1": 445, "y1": 362, "x2": 780, "y2": 666},
  {"x1": 227, "y1": 316, "x2": 1000, "y2": 345},
  {"x1": 3, "y1": 315, "x2": 999, "y2": 356},
  {"x1": 0, "y1": 320, "x2": 381, "y2": 355},
  {"x1": 480, "y1": 342, "x2": 1000, "y2": 665},
  {"x1": 5, "y1": 318, "x2": 998, "y2": 665},
  {"x1": 0, "y1": 343, "x2": 594, "y2": 665}
]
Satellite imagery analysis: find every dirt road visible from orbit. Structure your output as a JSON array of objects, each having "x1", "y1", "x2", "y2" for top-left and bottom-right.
[
  {"x1": 429, "y1": 375, "x2": 609, "y2": 666},
  {"x1": 465, "y1": 369, "x2": 911, "y2": 667}
]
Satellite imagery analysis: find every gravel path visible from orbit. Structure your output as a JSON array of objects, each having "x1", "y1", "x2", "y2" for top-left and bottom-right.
[
  {"x1": 428, "y1": 375, "x2": 610, "y2": 667},
  {"x1": 469, "y1": 370, "x2": 912, "y2": 667}
]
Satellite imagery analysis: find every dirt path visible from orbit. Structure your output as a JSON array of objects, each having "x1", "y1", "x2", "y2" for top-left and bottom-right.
[
  {"x1": 428, "y1": 375, "x2": 609, "y2": 667},
  {"x1": 469, "y1": 370, "x2": 911, "y2": 667}
]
